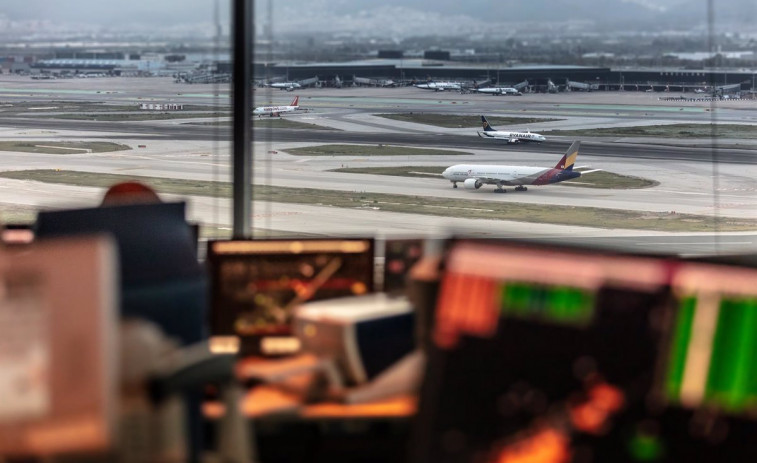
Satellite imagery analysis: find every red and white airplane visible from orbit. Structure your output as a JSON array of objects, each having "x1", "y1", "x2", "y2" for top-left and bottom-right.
[{"x1": 253, "y1": 96, "x2": 300, "y2": 117}]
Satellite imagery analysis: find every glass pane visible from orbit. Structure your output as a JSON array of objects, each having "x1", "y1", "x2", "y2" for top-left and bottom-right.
[{"x1": 0, "y1": 0, "x2": 232, "y2": 241}]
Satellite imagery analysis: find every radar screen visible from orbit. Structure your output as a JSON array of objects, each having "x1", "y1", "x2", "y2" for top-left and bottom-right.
[
  {"x1": 207, "y1": 239, "x2": 374, "y2": 355},
  {"x1": 412, "y1": 241, "x2": 757, "y2": 462},
  {"x1": 412, "y1": 240, "x2": 673, "y2": 463}
]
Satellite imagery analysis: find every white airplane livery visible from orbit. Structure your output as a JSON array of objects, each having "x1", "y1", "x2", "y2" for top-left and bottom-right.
[
  {"x1": 476, "y1": 87, "x2": 522, "y2": 95},
  {"x1": 268, "y1": 82, "x2": 301, "y2": 91},
  {"x1": 442, "y1": 141, "x2": 581, "y2": 193},
  {"x1": 414, "y1": 81, "x2": 462, "y2": 91},
  {"x1": 253, "y1": 96, "x2": 300, "y2": 117},
  {"x1": 477, "y1": 115, "x2": 546, "y2": 144}
]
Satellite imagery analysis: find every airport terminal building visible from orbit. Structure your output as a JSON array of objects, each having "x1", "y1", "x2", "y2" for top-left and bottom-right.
[{"x1": 260, "y1": 59, "x2": 755, "y2": 93}]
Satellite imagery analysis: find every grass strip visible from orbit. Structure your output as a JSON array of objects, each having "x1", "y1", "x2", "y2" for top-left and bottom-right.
[
  {"x1": 42, "y1": 112, "x2": 229, "y2": 121},
  {"x1": 375, "y1": 113, "x2": 561, "y2": 128},
  {"x1": 0, "y1": 169, "x2": 753, "y2": 232},
  {"x1": 544, "y1": 124, "x2": 757, "y2": 139},
  {"x1": 0, "y1": 141, "x2": 130, "y2": 154}
]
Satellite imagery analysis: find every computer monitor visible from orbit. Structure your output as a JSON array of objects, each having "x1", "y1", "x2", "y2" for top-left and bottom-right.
[
  {"x1": 207, "y1": 239, "x2": 375, "y2": 356},
  {"x1": 34, "y1": 202, "x2": 205, "y2": 345},
  {"x1": 35, "y1": 202, "x2": 200, "y2": 286},
  {"x1": 412, "y1": 239, "x2": 676, "y2": 463},
  {"x1": 0, "y1": 236, "x2": 118, "y2": 457}
]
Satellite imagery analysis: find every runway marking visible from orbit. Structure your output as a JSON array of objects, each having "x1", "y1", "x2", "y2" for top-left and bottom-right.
[
  {"x1": 652, "y1": 189, "x2": 757, "y2": 199},
  {"x1": 295, "y1": 158, "x2": 312, "y2": 163}
]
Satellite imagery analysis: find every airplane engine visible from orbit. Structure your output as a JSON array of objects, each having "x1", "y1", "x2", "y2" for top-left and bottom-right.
[{"x1": 463, "y1": 178, "x2": 482, "y2": 190}]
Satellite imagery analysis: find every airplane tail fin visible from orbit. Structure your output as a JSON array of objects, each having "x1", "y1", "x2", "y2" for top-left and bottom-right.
[
  {"x1": 481, "y1": 115, "x2": 496, "y2": 132},
  {"x1": 290, "y1": 96, "x2": 299, "y2": 106},
  {"x1": 554, "y1": 141, "x2": 580, "y2": 171}
]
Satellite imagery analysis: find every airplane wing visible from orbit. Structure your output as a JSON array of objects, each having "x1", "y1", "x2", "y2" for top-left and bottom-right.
[{"x1": 578, "y1": 169, "x2": 603, "y2": 174}]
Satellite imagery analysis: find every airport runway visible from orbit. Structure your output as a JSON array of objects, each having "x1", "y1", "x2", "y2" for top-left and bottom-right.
[
  {"x1": 0, "y1": 76, "x2": 756, "y2": 255},
  {"x1": 0, "y1": 117, "x2": 754, "y2": 165}
]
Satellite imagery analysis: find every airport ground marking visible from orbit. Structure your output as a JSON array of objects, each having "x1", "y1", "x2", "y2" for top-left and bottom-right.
[
  {"x1": 1, "y1": 169, "x2": 756, "y2": 232},
  {"x1": 375, "y1": 113, "x2": 562, "y2": 128},
  {"x1": 286, "y1": 145, "x2": 471, "y2": 157}
]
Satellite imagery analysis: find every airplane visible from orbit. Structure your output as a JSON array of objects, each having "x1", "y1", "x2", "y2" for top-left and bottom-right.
[
  {"x1": 353, "y1": 75, "x2": 396, "y2": 87},
  {"x1": 414, "y1": 81, "x2": 462, "y2": 91},
  {"x1": 442, "y1": 141, "x2": 581, "y2": 193},
  {"x1": 266, "y1": 76, "x2": 320, "y2": 91},
  {"x1": 476, "y1": 86, "x2": 521, "y2": 96},
  {"x1": 477, "y1": 115, "x2": 546, "y2": 144},
  {"x1": 253, "y1": 96, "x2": 300, "y2": 117},
  {"x1": 268, "y1": 81, "x2": 301, "y2": 91}
]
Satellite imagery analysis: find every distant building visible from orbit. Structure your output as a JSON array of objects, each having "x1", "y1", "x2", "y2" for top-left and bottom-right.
[
  {"x1": 378, "y1": 50, "x2": 403, "y2": 59},
  {"x1": 423, "y1": 50, "x2": 450, "y2": 61}
]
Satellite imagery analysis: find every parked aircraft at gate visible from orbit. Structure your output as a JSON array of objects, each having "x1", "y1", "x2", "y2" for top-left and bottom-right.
[
  {"x1": 415, "y1": 81, "x2": 462, "y2": 91},
  {"x1": 476, "y1": 86, "x2": 521, "y2": 95},
  {"x1": 477, "y1": 115, "x2": 546, "y2": 144},
  {"x1": 442, "y1": 141, "x2": 581, "y2": 193}
]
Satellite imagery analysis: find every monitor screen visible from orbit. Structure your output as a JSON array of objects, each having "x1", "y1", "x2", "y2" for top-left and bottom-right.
[
  {"x1": 207, "y1": 239, "x2": 374, "y2": 355},
  {"x1": 35, "y1": 202, "x2": 200, "y2": 286},
  {"x1": 413, "y1": 240, "x2": 757, "y2": 462},
  {"x1": 664, "y1": 263, "x2": 757, "y2": 414},
  {"x1": 412, "y1": 240, "x2": 676, "y2": 463}
]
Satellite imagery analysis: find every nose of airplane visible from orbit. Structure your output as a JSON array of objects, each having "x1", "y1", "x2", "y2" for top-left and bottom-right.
[{"x1": 442, "y1": 167, "x2": 450, "y2": 179}]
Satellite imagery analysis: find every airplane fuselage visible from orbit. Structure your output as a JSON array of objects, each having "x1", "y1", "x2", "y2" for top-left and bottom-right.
[
  {"x1": 477, "y1": 130, "x2": 546, "y2": 143},
  {"x1": 253, "y1": 105, "x2": 298, "y2": 116},
  {"x1": 415, "y1": 82, "x2": 461, "y2": 91},
  {"x1": 269, "y1": 83, "x2": 301, "y2": 90},
  {"x1": 477, "y1": 87, "x2": 521, "y2": 95},
  {"x1": 442, "y1": 164, "x2": 580, "y2": 188}
]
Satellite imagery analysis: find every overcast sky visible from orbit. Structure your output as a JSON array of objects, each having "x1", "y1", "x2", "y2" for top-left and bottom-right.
[{"x1": 1, "y1": 0, "x2": 752, "y2": 37}]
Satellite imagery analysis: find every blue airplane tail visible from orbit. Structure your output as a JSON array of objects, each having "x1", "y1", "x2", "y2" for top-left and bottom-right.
[{"x1": 481, "y1": 115, "x2": 496, "y2": 132}]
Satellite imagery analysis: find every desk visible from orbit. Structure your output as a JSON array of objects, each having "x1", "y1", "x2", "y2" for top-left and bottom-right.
[
  {"x1": 203, "y1": 383, "x2": 416, "y2": 463},
  {"x1": 203, "y1": 386, "x2": 417, "y2": 420}
]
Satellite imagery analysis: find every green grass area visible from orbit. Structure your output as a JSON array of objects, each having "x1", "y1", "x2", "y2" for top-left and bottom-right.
[
  {"x1": 0, "y1": 141, "x2": 130, "y2": 154},
  {"x1": 0, "y1": 169, "x2": 753, "y2": 232},
  {"x1": 544, "y1": 124, "x2": 757, "y2": 139},
  {"x1": 375, "y1": 113, "x2": 562, "y2": 128},
  {"x1": 0, "y1": 101, "x2": 225, "y2": 115},
  {"x1": 0, "y1": 204, "x2": 36, "y2": 225},
  {"x1": 565, "y1": 170, "x2": 659, "y2": 189},
  {"x1": 43, "y1": 112, "x2": 229, "y2": 121},
  {"x1": 286, "y1": 144, "x2": 470, "y2": 157},
  {"x1": 329, "y1": 166, "x2": 659, "y2": 189}
]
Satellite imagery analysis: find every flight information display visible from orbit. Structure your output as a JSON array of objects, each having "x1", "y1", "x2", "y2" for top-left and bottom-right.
[
  {"x1": 412, "y1": 240, "x2": 757, "y2": 463},
  {"x1": 207, "y1": 239, "x2": 374, "y2": 354}
]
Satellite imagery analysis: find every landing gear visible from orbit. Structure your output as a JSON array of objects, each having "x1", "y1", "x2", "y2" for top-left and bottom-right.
[
  {"x1": 514, "y1": 185, "x2": 528, "y2": 192},
  {"x1": 452, "y1": 182, "x2": 458, "y2": 189},
  {"x1": 494, "y1": 188, "x2": 507, "y2": 194}
]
